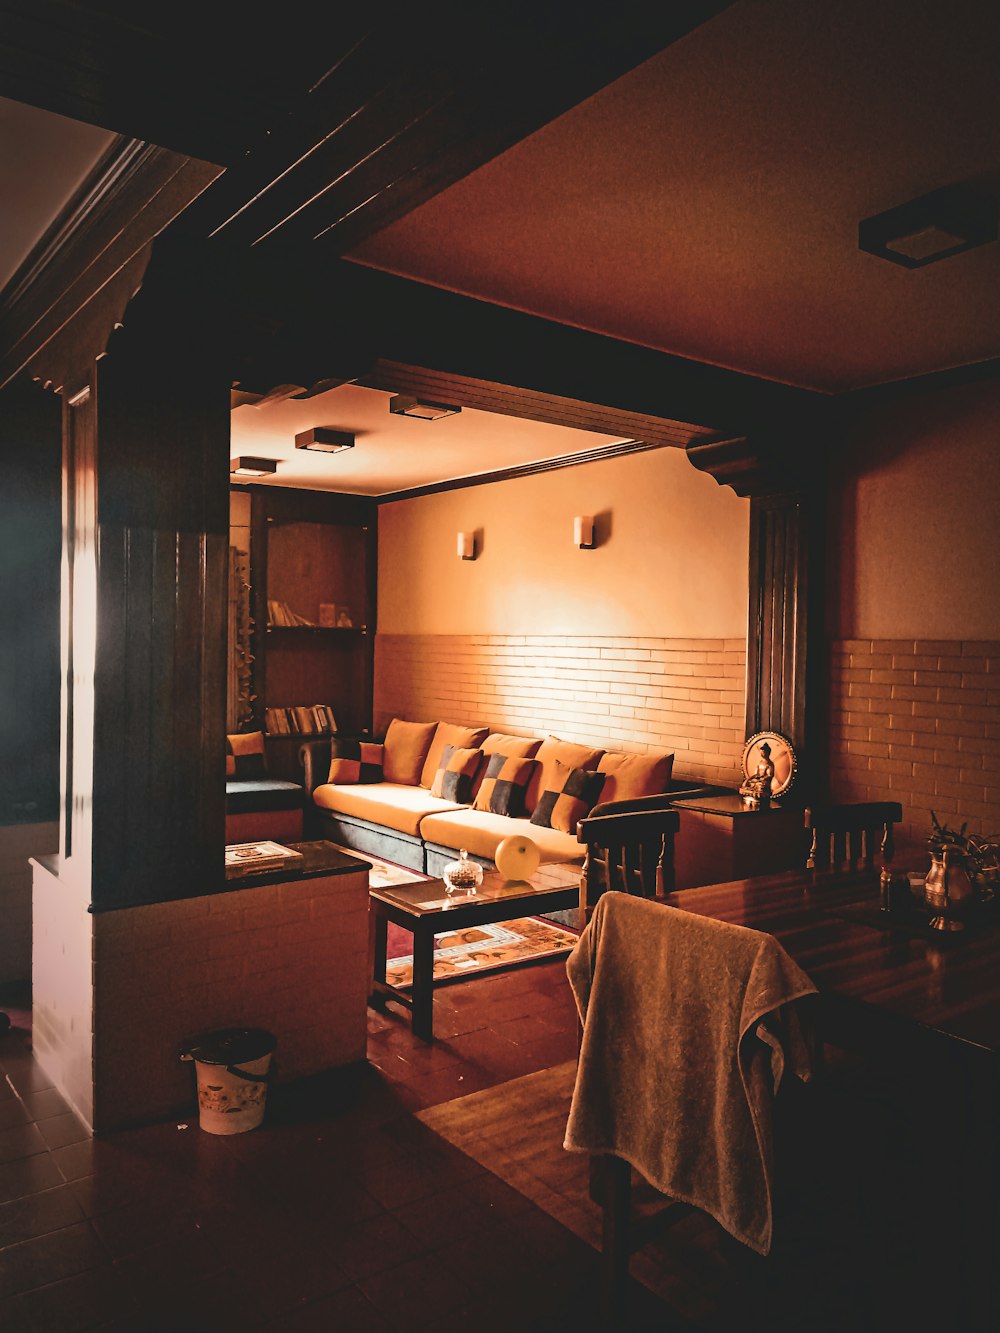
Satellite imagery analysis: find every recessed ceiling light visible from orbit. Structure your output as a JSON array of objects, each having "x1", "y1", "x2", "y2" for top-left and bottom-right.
[
  {"x1": 295, "y1": 427, "x2": 355, "y2": 454},
  {"x1": 859, "y1": 184, "x2": 997, "y2": 268},
  {"x1": 388, "y1": 394, "x2": 461, "y2": 421},
  {"x1": 230, "y1": 456, "x2": 279, "y2": 477}
]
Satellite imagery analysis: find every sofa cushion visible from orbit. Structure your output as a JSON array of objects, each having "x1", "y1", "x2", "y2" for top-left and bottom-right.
[
  {"x1": 225, "y1": 778, "x2": 303, "y2": 814},
  {"x1": 480, "y1": 732, "x2": 543, "y2": 759},
  {"x1": 597, "y1": 750, "x2": 675, "y2": 804},
  {"x1": 472, "y1": 754, "x2": 536, "y2": 818},
  {"x1": 226, "y1": 731, "x2": 268, "y2": 779},
  {"x1": 420, "y1": 722, "x2": 490, "y2": 788},
  {"x1": 430, "y1": 745, "x2": 483, "y2": 804},
  {"x1": 525, "y1": 736, "x2": 606, "y2": 814},
  {"x1": 312, "y1": 781, "x2": 466, "y2": 838},
  {"x1": 530, "y1": 759, "x2": 606, "y2": 834},
  {"x1": 420, "y1": 808, "x2": 584, "y2": 865},
  {"x1": 382, "y1": 718, "x2": 437, "y2": 785},
  {"x1": 327, "y1": 739, "x2": 384, "y2": 785}
]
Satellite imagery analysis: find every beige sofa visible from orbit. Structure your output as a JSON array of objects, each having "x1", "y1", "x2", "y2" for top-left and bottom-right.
[{"x1": 299, "y1": 719, "x2": 713, "y2": 877}]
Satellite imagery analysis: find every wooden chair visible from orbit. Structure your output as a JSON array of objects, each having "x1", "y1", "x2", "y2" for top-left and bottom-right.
[
  {"x1": 567, "y1": 893, "x2": 819, "y2": 1327},
  {"x1": 576, "y1": 805, "x2": 680, "y2": 912},
  {"x1": 804, "y1": 802, "x2": 902, "y2": 873}
]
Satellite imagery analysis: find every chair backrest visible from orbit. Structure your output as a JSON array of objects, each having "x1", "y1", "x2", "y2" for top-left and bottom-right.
[
  {"x1": 576, "y1": 806, "x2": 680, "y2": 905},
  {"x1": 804, "y1": 802, "x2": 903, "y2": 872}
]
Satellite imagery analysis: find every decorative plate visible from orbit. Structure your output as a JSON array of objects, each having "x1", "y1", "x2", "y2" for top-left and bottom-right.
[{"x1": 741, "y1": 731, "x2": 797, "y2": 799}]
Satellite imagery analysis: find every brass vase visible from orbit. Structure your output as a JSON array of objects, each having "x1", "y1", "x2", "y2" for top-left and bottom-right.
[{"x1": 924, "y1": 847, "x2": 975, "y2": 931}]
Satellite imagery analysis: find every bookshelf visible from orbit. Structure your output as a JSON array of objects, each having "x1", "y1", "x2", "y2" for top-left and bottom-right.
[{"x1": 242, "y1": 487, "x2": 377, "y2": 781}]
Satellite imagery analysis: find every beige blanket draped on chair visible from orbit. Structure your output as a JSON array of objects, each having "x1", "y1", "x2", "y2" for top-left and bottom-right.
[{"x1": 564, "y1": 892, "x2": 817, "y2": 1255}]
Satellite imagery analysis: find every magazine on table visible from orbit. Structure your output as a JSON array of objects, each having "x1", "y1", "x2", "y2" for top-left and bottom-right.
[{"x1": 224, "y1": 840, "x2": 304, "y2": 878}]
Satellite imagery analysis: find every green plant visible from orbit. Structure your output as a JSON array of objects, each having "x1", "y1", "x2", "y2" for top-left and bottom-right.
[
  {"x1": 928, "y1": 810, "x2": 968, "y2": 853},
  {"x1": 929, "y1": 811, "x2": 1000, "y2": 884}
]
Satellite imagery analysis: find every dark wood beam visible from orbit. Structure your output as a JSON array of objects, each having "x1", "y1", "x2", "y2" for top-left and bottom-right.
[
  {"x1": 0, "y1": 1, "x2": 734, "y2": 259},
  {"x1": 0, "y1": 139, "x2": 221, "y2": 392},
  {"x1": 221, "y1": 252, "x2": 823, "y2": 438},
  {"x1": 191, "y1": 2, "x2": 736, "y2": 254}
]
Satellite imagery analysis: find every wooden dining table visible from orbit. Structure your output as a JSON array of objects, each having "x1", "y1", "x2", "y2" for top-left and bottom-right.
[{"x1": 661, "y1": 866, "x2": 1000, "y2": 1332}]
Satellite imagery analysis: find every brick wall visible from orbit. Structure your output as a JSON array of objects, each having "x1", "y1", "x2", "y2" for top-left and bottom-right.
[
  {"x1": 34, "y1": 861, "x2": 369, "y2": 1132},
  {"x1": 829, "y1": 638, "x2": 1000, "y2": 858},
  {"x1": 375, "y1": 633, "x2": 747, "y2": 788}
]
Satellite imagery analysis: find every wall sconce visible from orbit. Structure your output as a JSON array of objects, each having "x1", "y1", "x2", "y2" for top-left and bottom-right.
[
  {"x1": 230, "y1": 456, "x2": 279, "y2": 477},
  {"x1": 457, "y1": 532, "x2": 476, "y2": 561},
  {"x1": 573, "y1": 515, "x2": 595, "y2": 549},
  {"x1": 295, "y1": 427, "x2": 355, "y2": 453},
  {"x1": 390, "y1": 394, "x2": 461, "y2": 421}
]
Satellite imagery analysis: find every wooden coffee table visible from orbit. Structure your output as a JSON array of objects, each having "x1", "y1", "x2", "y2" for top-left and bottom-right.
[{"x1": 368, "y1": 862, "x2": 582, "y2": 1041}]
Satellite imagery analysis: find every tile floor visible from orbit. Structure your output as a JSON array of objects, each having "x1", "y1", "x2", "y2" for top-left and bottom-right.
[
  {"x1": 0, "y1": 961, "x2": 680, "y2": 1332},
  {"x1": 0, "y1": 954, "x2": 969, "y2": 1333}
]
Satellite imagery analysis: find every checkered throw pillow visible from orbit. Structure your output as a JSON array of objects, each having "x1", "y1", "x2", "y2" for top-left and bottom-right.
[
  {"x1": 226, "y1": 731, "x2": 268, "y2": 779},
  {"x1": 430, "y1": 745, "x2": 483, "y2": 804},
  {"x1": 327, "y1": 739, "x2": 385, "y2": 784},
  {"x1": 472, "y1": 754, "x2": 537, "y2": 818},
  {"x1": 530, "y1": 758, "x2": 606, "y2": 834}
]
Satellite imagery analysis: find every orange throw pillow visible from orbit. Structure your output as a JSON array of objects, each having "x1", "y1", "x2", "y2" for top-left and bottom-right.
[
  {"x1": 419, "y1": 722, "x2": 490, "y2": 788},
  {"x1": 597, "y1": 751, "x2": 675, "y2": 804},
  {"x1": 525, "y1": 736, "x2": 605, "y2": 814},
  {"x1": 381, "y1": 718, "x2": 437, "y2": 785}
]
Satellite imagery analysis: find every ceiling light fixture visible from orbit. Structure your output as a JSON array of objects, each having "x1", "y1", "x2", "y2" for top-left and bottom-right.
[
  {"x1": 295, "y1": 427, "x2": 355, "y2": 454},
  {"x1": 859, "y1": 184, "x2": 997, "y2": 268},
  {"x1": 230, "y1": 456, "x2": 279, "y2": 477},
  {"x1": 389, "y1": 394, "x2": 461, "y2": 421}
]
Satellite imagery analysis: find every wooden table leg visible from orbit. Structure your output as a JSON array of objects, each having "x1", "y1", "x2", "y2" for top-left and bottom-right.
[
  {"x1": 411, "y1": 925, "x2": 435, "y2": 1042},
  {"x1": 369, "y1": 907, "x2": 388, "y2": 1008}
]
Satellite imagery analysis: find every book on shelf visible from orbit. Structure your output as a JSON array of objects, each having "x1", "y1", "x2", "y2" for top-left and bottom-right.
[
  {"x1": 224, "y1": 840, "x2": 304, "y2": 879},
  {"x1": 265, "y1": 705, "x2": 338, "y2": 736},
  {"x1": 267, "y1": 599, "x2": 315, "y2": 627}
]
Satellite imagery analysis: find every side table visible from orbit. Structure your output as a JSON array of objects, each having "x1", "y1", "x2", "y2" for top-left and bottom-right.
[{"x1": 671, "y1": 793, "x2": 807, "y2": 889}]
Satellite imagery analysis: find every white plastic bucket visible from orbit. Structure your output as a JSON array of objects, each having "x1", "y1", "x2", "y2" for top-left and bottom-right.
[{"x1": 180, "y1": 1028, "x2": 276, "y2": 1135}]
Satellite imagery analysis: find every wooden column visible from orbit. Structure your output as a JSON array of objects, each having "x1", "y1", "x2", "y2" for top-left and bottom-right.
[
  {"x1": 33, "y1": 243, "x2": 231, "y2": 910},
  {"x1": 686, "y1": 435, "x2": 825, "y2": 796}
]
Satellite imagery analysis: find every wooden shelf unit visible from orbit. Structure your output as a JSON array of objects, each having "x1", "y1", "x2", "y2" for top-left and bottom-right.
[{"x1": 245, "y1": 487, "x2": 377, "y2": 779}]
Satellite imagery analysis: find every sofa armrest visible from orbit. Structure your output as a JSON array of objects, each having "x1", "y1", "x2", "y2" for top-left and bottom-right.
[
  {"x1": 588, "y1": 783, "x2": 731, "y2": 819},
  {"x1": 299, "y1": 739, "x2": 333, "y2": 797}
]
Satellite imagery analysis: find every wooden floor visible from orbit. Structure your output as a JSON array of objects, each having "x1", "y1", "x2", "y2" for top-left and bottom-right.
[
  {"x1": 417, "y1": 1057, "x2": 969, "y2": 1332},
  {"x1": 0, "y1": 954, "x2": 980, "y2": 1332}
]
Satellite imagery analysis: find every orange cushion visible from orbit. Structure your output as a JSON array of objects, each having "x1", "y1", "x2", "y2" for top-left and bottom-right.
[
  {"x1": 472, "y1": 754, "x2": 537, "y2": 818},
  {"x1": 529, "y1": 758, "x2": 607, "y2": 834},
  {"x1": 419, "y1": 721, "x2": 489, "y2": 788},
  {"x1": 480, "y1": 732, "x2": 543, "y2": 759},
  {"x1": 430, "y1": 746, "x2": 484, "y2": 803},
  {"x1": 597, "y1": 751, "x2": 675, "y2": 804},
  {"x1": 381, "y1": 718, "x2": 437, "y2": 785},
  {"x1": 525, "y1": 736, "x2": 605, "y2": 814},
  {"x1": 226, "y1": 731, "x2": 267, "y2": 779},
  {"x1": 327, "y1": 740, "x2": 384, "y2": 785}
]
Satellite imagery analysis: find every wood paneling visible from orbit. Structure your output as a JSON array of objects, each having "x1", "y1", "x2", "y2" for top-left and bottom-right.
[{"x1": 0, "y1": 379, "x2": 61, "y2": 825}]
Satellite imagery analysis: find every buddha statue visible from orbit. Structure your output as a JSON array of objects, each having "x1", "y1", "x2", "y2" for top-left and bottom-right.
[{"x1": 739, "y1": 741, "x2": 775, "y2": 808}]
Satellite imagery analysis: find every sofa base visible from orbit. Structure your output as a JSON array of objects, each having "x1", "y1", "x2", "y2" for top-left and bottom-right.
[
  {"x1": 314, "y1": 810, "x2": 427, "y2": 873},
  {"x1": 225, "y1": 808, "x2": 303, "y2": 845}
]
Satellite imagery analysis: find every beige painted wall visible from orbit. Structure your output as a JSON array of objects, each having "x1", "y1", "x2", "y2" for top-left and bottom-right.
[
  {"x1": 831, "y1": 378, "x2": 1000, "y2": 639},
  {"x1": 378, "y1": 446, "x2": 749, "y2": 637}
]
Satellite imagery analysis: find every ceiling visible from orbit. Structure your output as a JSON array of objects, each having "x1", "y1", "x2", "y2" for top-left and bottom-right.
[
  {"x1": 349, "y1": 0, "x2": 1000, "y2": 393},
  {"x1": 230, "y1": 383, "x2": 631, "y2": 496},
  {"x1": 1, "y1": 0, "x2": 999, "y2": 492}
]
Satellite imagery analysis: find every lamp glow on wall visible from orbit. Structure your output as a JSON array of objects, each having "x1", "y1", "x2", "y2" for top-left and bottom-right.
[
  {"x1": 457, "y1": 532, "x2": 476, "y2": 561},
  {"x1": 574, "y1": 515, "x2": 595, "y2": 549}
]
